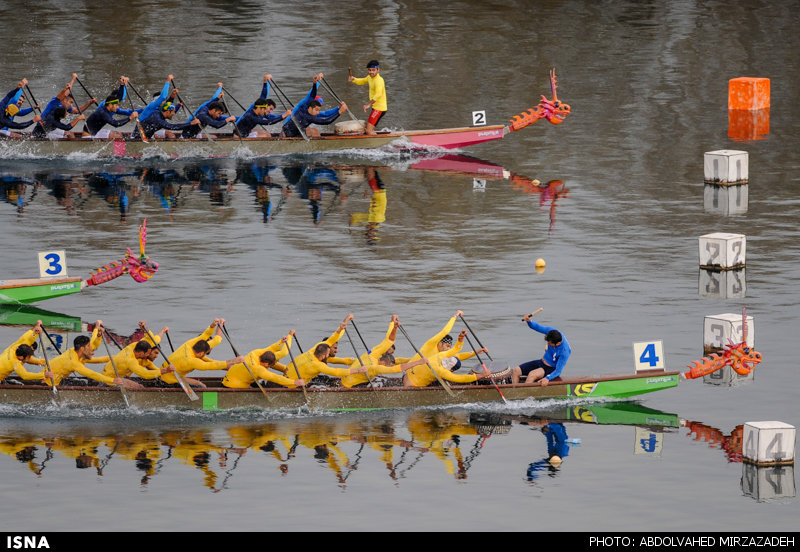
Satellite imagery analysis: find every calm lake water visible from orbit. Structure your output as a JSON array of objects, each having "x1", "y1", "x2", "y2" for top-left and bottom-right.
[{"x1": 0, "y1": 0, "x2": 798, "y2": 533}]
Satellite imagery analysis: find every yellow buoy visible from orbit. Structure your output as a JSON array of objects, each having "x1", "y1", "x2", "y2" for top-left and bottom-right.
[{"x1": 535, "y1": 258, "x2": 546, "y2": 274}]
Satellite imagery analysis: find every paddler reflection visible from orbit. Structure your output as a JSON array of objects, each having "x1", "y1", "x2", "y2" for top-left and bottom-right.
[
  {"x1": 283, "y1": 165, "x2": 341, "y2": 225},
  {"x1": 523, "y1": 420, "x2": 571, "y2": 481},
  {"x1": 348, "y1": 167, "x2": 386, "y2": 245},
  {"x1": 237, "y1": 162, "x2": 287, "y2": 223}
]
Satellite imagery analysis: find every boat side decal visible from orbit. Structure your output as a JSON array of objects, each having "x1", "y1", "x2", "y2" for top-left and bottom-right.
[
  {"x1": 202, "y1": 391, "x2": 219, "y2": 411},
  {"x1": 572, "y1": 383, "x2": 597, "y2": 396}
]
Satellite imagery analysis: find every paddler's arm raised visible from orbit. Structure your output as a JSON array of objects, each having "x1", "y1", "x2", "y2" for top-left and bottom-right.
[{"x1": 325, "y1": 314, "x2": 354, "y2": 346}]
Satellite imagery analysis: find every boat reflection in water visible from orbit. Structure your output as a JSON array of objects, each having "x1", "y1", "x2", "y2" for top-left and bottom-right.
[
  {"x1": 0, "y1": 154, "x2": 567, "y2": 233},
  {"x1": 0, "y1": 402, "x2": 757, "y2": 494}
]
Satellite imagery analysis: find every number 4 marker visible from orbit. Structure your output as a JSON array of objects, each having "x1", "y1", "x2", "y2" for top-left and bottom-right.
[{"x1": 632, "y1": 340, "x2": 665, "y2": 372}]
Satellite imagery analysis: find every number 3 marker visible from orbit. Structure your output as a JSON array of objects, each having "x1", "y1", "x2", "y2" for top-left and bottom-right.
[{"x1": 38, "y1": 250, "x2": 68, "y2": 278}]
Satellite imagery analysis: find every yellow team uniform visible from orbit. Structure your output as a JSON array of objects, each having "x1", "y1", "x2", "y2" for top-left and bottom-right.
[
  {"x1": 101, "y1": 336, "x2": 163, "y2": 380},
  {"x1": 44, "y1": 328, "x2": 116, "y2": 386},
  {"x1": 0, "y1": 329, "x2": 46, "y2": 381},
  {"x1": 222, "y1": 335, "x2": 298, "y2": 388},
  {"x1": 340, "y1": 321, "x2": 398, "y2": 388},
  {"x1": 399, "y1": 317, "x2": 479, "y2": 387},
  {"x1": 159, "y1": 324, "x2": 225, "y2": 384}
]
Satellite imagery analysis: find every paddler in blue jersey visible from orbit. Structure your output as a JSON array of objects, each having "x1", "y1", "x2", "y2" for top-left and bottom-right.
[
  {"x1": 181, "y1": 83, "x2": 236, "y2": 139},
  {"x1": 135, "y1": 101, "x2": 200, "y2": 140},
  {"x1": 512, "y1": 313, "x2": 571, "y2": 386},
  {"x1": 85, "y1": 92, "x2": 139, "y2": 139},
  {"x1": 0, "y1": 79, "x2": 41, "y2": 137},
  {"x1": 281, "y1": 73, "x2": 348, "y2": 138},
  {"x1": 233, "y1": 74, "x2": 292, "y2": 138},
  {"x1": 33, "y1": 73, "x2": 95, "y2": 138},
  {"x1": 235, "y1": 98, "x2": 291, "y2": 138},
  {"x1": 136, "y1": 75, "x2": 178, "y2": 124}
]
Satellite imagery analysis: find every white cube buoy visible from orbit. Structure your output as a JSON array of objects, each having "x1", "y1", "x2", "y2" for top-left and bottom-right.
[
  {"x1": 703, "y1": 313, "x2": 754, "y2": 353},
  {"x1": 743, "y1": 422, "x2": 796, "y2": 465},
  {"x1": 704, "y1": 150, "x2": 748, "y2": 184},
  {"x1": 699, "y1": 233, "x2": 746, "y2": 270}
]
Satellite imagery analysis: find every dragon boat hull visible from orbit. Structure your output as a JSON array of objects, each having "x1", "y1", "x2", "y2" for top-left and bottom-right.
[
  {"x1": 0, "y1": 277, "x2": 83, "y2": 304},
  {"x1": 0, "y1": 125, "x2": 509, "y2": 159},
  {"x1": 0, "y1": 370, "x2": 680, "y2": 411}
]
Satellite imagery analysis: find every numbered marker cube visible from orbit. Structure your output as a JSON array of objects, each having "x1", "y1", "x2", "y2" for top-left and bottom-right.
[
  {"x1": 703, "y1": 184, "x2": 748, "y2": 216},
  {"x1": 37, "y1": 250, "x2": 68, "y2": 278},
  {"x1": 632, "y1": 340, "x2": 665, "y2": 372},
  {"x1": 704, "y1": 150, "x2": 748, "y2": 184},
  {"x1": 703, "y1": 313, "x2": 754, "y2": 352},
  {"x1": 472, "y1": 110, "x2": 486, "y2": 126},
  {"x1": 743, "y1": 421, "x2": 795, "y2": 465},
  {"x1": 699, "y1": 233, "x2": 746, "y2": 270},
  {"x1": 698, "y1": 268, "x2": 746, "y2": 299}
]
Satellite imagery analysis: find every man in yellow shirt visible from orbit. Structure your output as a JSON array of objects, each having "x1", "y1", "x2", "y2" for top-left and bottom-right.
[
  {"x1": 222, "y1": 334, "x2": 305, "y2": 389},
  {"x1": 159, "y1": 318, "x2": 244, "y2": 388},
  {"x1": 44, "y1": 321, "x2": 143, "y2": 390},
  {"x1": 0, "y1": 320, "x2": 51, "y2": 383},
  {"x1": 286, "y1": 342, "x2": 367, "y2": 386},
  {"x1": 399, "y1": 312, "x2": 492, "y2": 387},
  {"x1": 340, "y1": 314, "x2": 400, "y2": 388},
  {"x1": 100, "y1": 324, "x2": 175, "y2": 381},
  {"x1": 348, "y1": 60, "x2": 387, "y2": 135}
]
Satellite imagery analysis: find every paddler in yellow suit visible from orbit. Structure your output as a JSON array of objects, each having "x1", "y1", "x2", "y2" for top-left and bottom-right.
[
  {"x1": 100, "y1": 323, "x2": 175, "y2": 381},
  {"x1": 222, "y1": 333, "x2": 306, "y2": 389},
  {"x1": 401, "y1": 311, "x2": 492, "y2": 387},
  {"x1": 0, "y1": 320, "x2": 51, "y2": 383},
  {"x1": 287, "y1": 342, "x2": 367, "y2": 385},
  {"x1": 340, "y1": 315, "x2": 428, "y2": 387},
  {"x1": 43, "y1": 321, "x2": 144, "y2": 390},
  {"x1": 159, "y1": 318, "x2": 244, "y2": 388}
]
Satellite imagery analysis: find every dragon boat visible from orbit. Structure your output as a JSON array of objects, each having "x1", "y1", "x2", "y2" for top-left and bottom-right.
[
  {"x1": 0, "y1": 369, "x2": 679, "y2": 411},
  {"x1": 0, "y1": 70, "x2": 571, "y2": 159},
  {"x1": 0, "y1": 219, "x2": 158, "y2": 304}
]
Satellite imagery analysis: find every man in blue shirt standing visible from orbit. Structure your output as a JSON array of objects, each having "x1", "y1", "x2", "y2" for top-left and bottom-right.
[{"x1": 512, "y1": 314, "x2": 571, "y2": 386}]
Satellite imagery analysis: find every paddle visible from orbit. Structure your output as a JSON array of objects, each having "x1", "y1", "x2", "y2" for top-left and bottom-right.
[
  {"x1": 464, "y1": 333, "x2": 506, "y2": 404},
  {"x1": 97, "y1": 327, "x2": 131, "y2": 408},
  {"x1": 170, "y1": 78, "x2": 209, "y2": 141},
  {"x1": 37, "y1": 333, "x2": 58, "y2": 397},
  {"x1": 396, "y1": 323, "x2": 454, "y2": 396},
  {"x1": 269, "y1": 78, "x2": 310, "y2": 141},
  {"x1": 520, "y1": 307, "x2": 544, "y2": 321},
  {"x1": 219, "y1": 323, "x2": 270, "y2": 400},
  {"x1": 144, "y1": 326, "x2": 199, "y2": 402},
  {"x1": 123, "y1": 84, "x2": 149, "y2": 143},
  {"x1": 458, "y1": 314, "x2": 494, "y2": 362},
  {"x1": 127, "y1": 82, "x2": 148, "y2": 105},
  {"x1": 319, "y1": 76, "x2": 357, "y2": 122},
  {"x1": 164, "y1": 330, "x2": 175, "y2": 353},
  {"x1": 344, "y1": 326, "x2": 376, "y2": 390},
  {"x1": 284, "y1": 339, "x2": 310, "y2": 406},
  {"x1": 74, "y1": 77, "x2": 95, "y2": 105},
  {"x1": 219, "y1": 94, "x2": 244, "y2": 143},
  {"x1": 350, "y1": 318, "x2": 371, "y2": 355},
  {"x1": 69, "y1": 76, "x2": 97, "y2": 134},
  {"x1": 66, "y1": 87, "x2": 89, "y2": 135},
  {"x1": 23, "y1": 84, "x2": 42, "y2": 117}
]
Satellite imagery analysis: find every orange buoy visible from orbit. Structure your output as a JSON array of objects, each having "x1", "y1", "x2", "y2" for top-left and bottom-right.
[{"x1": 728, "y1": 77, "x2": 770, "y2": 110}]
